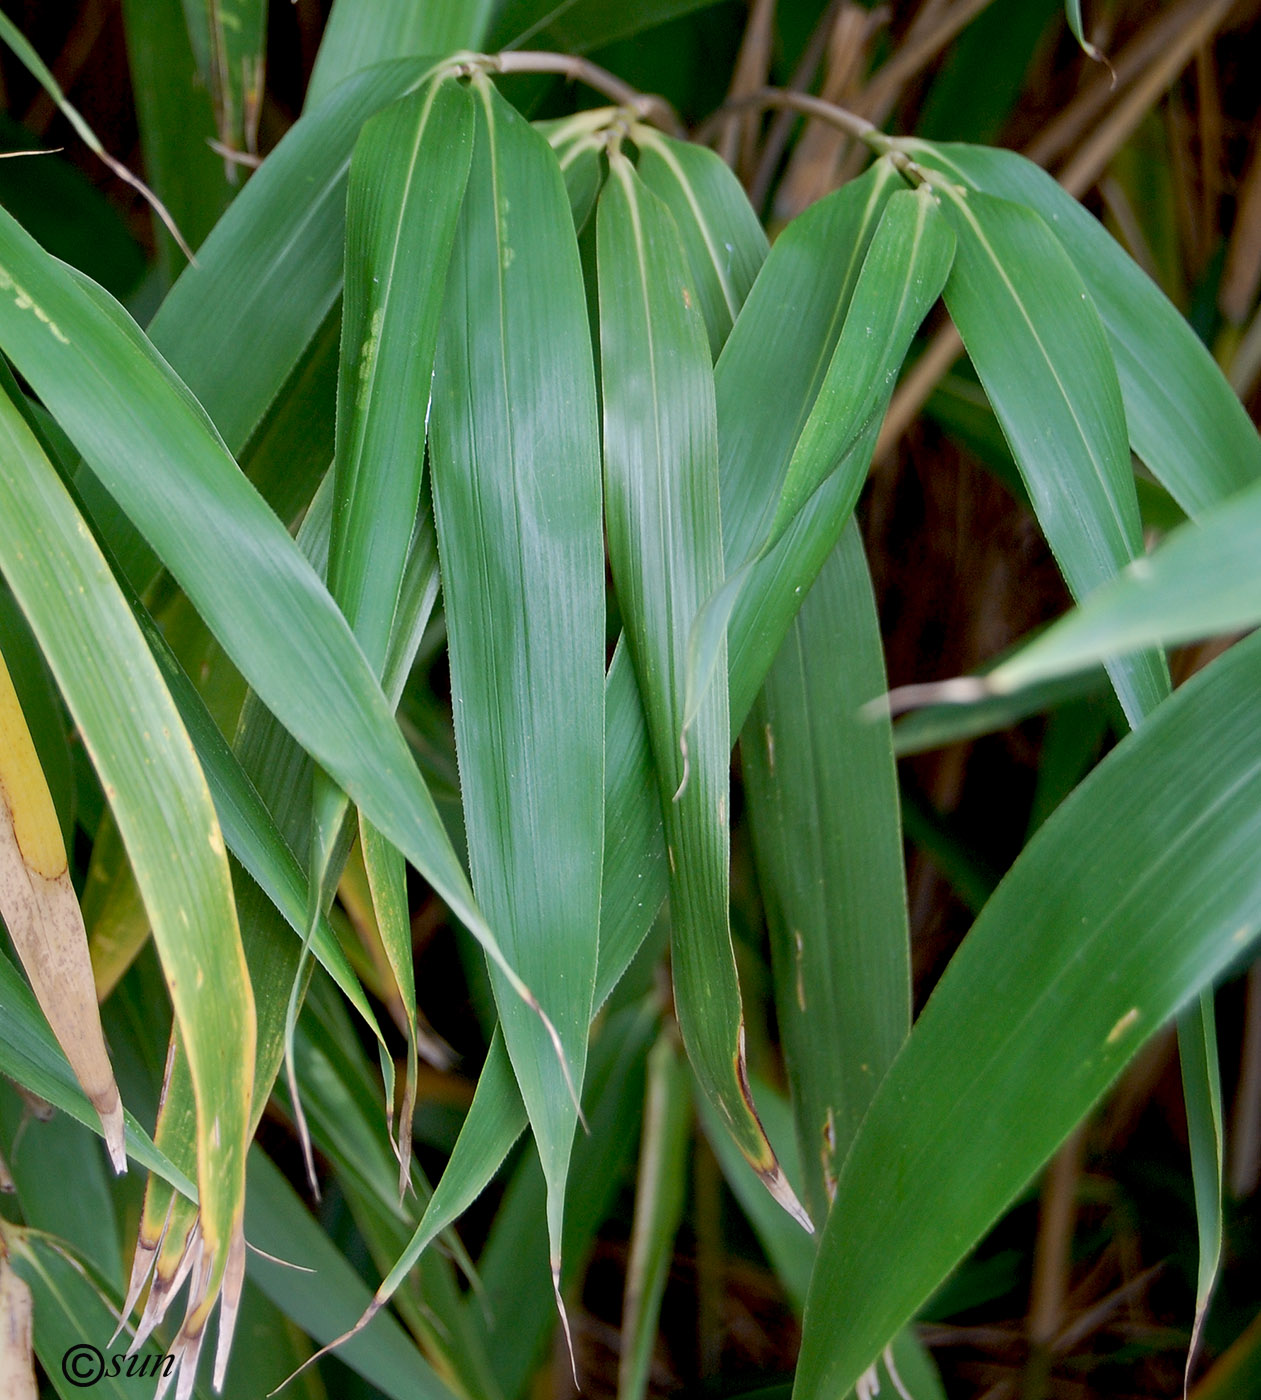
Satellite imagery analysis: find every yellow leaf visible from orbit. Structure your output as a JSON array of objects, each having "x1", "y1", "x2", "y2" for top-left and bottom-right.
[{"x1": 0, "y1": 645, "x2": 125, "y2": 1172}]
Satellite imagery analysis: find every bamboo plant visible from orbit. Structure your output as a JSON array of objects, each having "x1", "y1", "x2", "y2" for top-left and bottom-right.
[{"x1": 0, "y1": 2, "x2": 1258, "y2": 1398}]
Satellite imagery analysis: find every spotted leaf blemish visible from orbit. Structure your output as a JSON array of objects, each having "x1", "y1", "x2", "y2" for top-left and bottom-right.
[{"x1": 0, "y1": 266, "x2": 68, "y2": 343}]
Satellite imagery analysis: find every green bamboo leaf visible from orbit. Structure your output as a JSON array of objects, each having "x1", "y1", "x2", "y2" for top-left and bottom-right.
[
  {"x1": 475, "y1": 1001, "x2": 656, "y2": 1400},
  {"x1": 932, "y1": 182, "x2": 1169, "y2": 727},
  {"x1": 384, "y1": 166, "x2": 902, "y2": 1285},
  {"x1": 146, "y1": 58, "x2": 435, "y2": 474},
  {"x1": 537, "y1": 117, "x2": 606, "y2": 233},
  {"x1": 0, "y1": 203, "x2": 533, "y2": 1028},
  {"x1": 371, "y1": 1029, "x2": 526, "y2": 1308},
  {"x1": 632, "y1": 126, "x2": 769, "y2": 356},
  {"x1": 489, "y1": 0, "x2": 724, "y2": 52},
  {"x1": 698, "y1": 1074, "x2": 947, "y2": 1400},
  {"x1": 971, "y1": 478, "x2": 1261, "y2": 697},
  {"x1": 0, "y1": 1084, "x2": 121, "y2": 1294},
  {"x1": 359, "y1": 816, "x2": 418, "y2": 1195},
  {"x1": 742, "y1": 522, "x2": 909, "y2": 1223},
  {"x1": 328, "y1": 74, "x2": 473, "y2": 680},
  {"x1": 793, "y1": 627, "x2": 1261, "y2": 1400},
  {"x1": 892, "y1": 669, "x2": 1107, "y2": 757},
  {"x1": 6, "y1": 1227, "x2": 196, "y2": 1400},
  {"x1": 685, "y1": 183, "x2": 954, "y2": 731},
  {"x1": 244, "y1": 1150, "x2": 462, "y2": 1400},
  {"x1": 0, "y1": 8, "x2": 192, "y2": 260},
  {"x1": 0, "y1": 393, "x2": 252, "y2": 1384},
  {"x1": 287, "y1": 986, "x2": 500, "y2": 1400},
  {"x1": 121, "y1": 0, "x2": 233, "y2": 280},
  {"x1": 141, "y1": 477, "x2": 447, "y2": 1354},
  {"x1": 333, "y1": 90, "x2": 472, "y2": 661},
  {"x1": 906, "y1": 142, "x2": 1261, "y2": 516},
  {"x1": 300, "y1": 74, "x2": 473, "y2": 1189},
  {"x1": 1180, "y1": 990, "x2": 1225, "y2": 1384},
  {"x1": 429, "y1": 74, "x2": 606, "y2": 1295},
  {"x1": 307, "y1": 0, "x2": 494, "y2": 109},
  {"x1": 597, "y1": 152, "x2": 805, "y2": 1227},
  {"x1": 697, "y1": 1073, "x2": 811, "y2": 1313},
  {"x1": 0, "y1": 947, "x2": 191, "y2": 1194},
  {"x1": 94, "y1": 503, "x2": 377, "y2": 1032},
  {"x1": 927, "y1": 167, "x2": 1227, "y2": 1374},
  {"x1": 1064, "y1": 0, "x2": 1104, "y2": 61},
  {"x1": 618, "y1": 1029, "x2": 691, "y2": 1400}
]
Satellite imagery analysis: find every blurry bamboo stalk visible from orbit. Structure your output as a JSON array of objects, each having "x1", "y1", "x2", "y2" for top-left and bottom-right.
[
  {"x1": 848, "y1": 0, "x2": 995, "y2": 135},
  {"x1": 836, "y1": 0, "x2": 997, "y2": 188},
  {"x1": 1229, "y1": 960, "x2": 1261, "y2": 1198},
  {"x1": 879, "y1": 0, "x2": 1240, "y2": 467},
  {"x1": 21, "y1": 0, "x2": 108, "y2": 134},
  {"x1": 1025, "y1": 1122, "x2": 1087, "y2": 1393},
  {"x1": 749, "y1": 0, "x2": 849, "y2": 210},
  {"x1": 1195, "y1": 44, "x2": 1223, "y2": 276},
  {"x1": 776, "y1": 0, "x2": 996, "y2": 215},
  {"x1": 1230, "y1": 302, "x2": 1261, "y2": 401},
  {"x1": 716, "y1": 0, "x2": 778, "y2": 182},
  {"x1": 1221, "y1": 137, "x2": 1261, "y2": 325},
  {"x1": 1056, "y1": 0, "x2": 1235, "y2": 198},
  {"x1": 772, "y1": 4, "x2": 874, "y2": 219},
  {"x1": 694, "y1": 1135, "x2": 724, "y2": 1378},
  {"x1": 1026, "y1": 0, "x2": 1229, "y2": 168}
]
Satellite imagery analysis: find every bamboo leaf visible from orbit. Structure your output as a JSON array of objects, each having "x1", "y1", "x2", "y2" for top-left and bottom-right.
[
  {"x1": 618, "y1": 1029, "x2": 691, "y2": 1400},
  {"x1": 906, "y1": 142, "x2": 1261, "y2": 516},
  {"x1": 306, "y1": 0, "x2": 494, "y2": 109},
  {"x1": 301, "y1": 74, "x2": 473, "y2": 1190},
  {"x1": 537, "y1": 117, "x2": 606, "y2": 233},
  {"x1": 359, "y1": 816, "x2": 418, "y2": 1194},
  {"x1": 371, "y1": 1029, "x2": 526, "y2": 1307},
  {"x1": 742, "y1": 522, "x2": 909, "y2": 1223},
  {"x1": 429, "y1": 74, "x2": 606, "y2": 1292},
  {"x1": 120, "y1": 0, "x2": 232, "y2": 278},
  {"x1": 972, "y1": 477, "x2": 1261, "y2": 696},
  {"x1": 0, "y1": 384, "x2": 252, "y2": 1385},
  {"x1": 685, "y1": 183, "x2": 954, "y2": 731},
  {"x1": 329, "y1": 79, "x2": 472, "y2": 669},
  {"x1": 475, "y1": 1001, "x2": 656, "y2": 1400},
  {"x1": 244, "y1": 1150, "x2": 462, "y2": 1400},
  {"x1": 0, "y1": 948, "x2": 190, "y2": 1193},
  {"x1": 0, "y1": 202, "x2": 532, "y2": 1027},
  {"x1": 147, "y1": 58, "x2": 436, "y2": 477},
  {"x1": 794, "y1": 628, "x2": 1261, "y2": 1399},
  {"x1": 6, "y1": 1227, "x2": 190, "y2": 1400},
  {"x1": 386, "y1": 166, "x2": 903, "y2": 1285},
  {"x1": 1180, "y1": 990, "x2": 1225, "y2": 1384},
  {"x1": 632, "y1": 126, "x2": 769, "y2": 356},
  {"x1": 1064, "y1": 0, "x2": 1104, "y2": 62},
  {"x1": 0, "y1": 642, "x2": 124, "y2": 1171},
  {"x1": 597, "y1": 153, "x2": 805, "y2": 1227},
  {"x1": 933, "y1": 182, "x2": 1169, "y2": 727},
  {"x1": 489, "y1": 0, "x2": 724, "y2": 53}
]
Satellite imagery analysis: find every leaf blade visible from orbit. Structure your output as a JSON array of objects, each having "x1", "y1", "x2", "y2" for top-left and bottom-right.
[
  {"x1": 429, "y1": 75, "x2": 606, "y2": 1280},
  {"x1": 794, "y1": 630, "x2": 1261, "y2": 1399}
]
